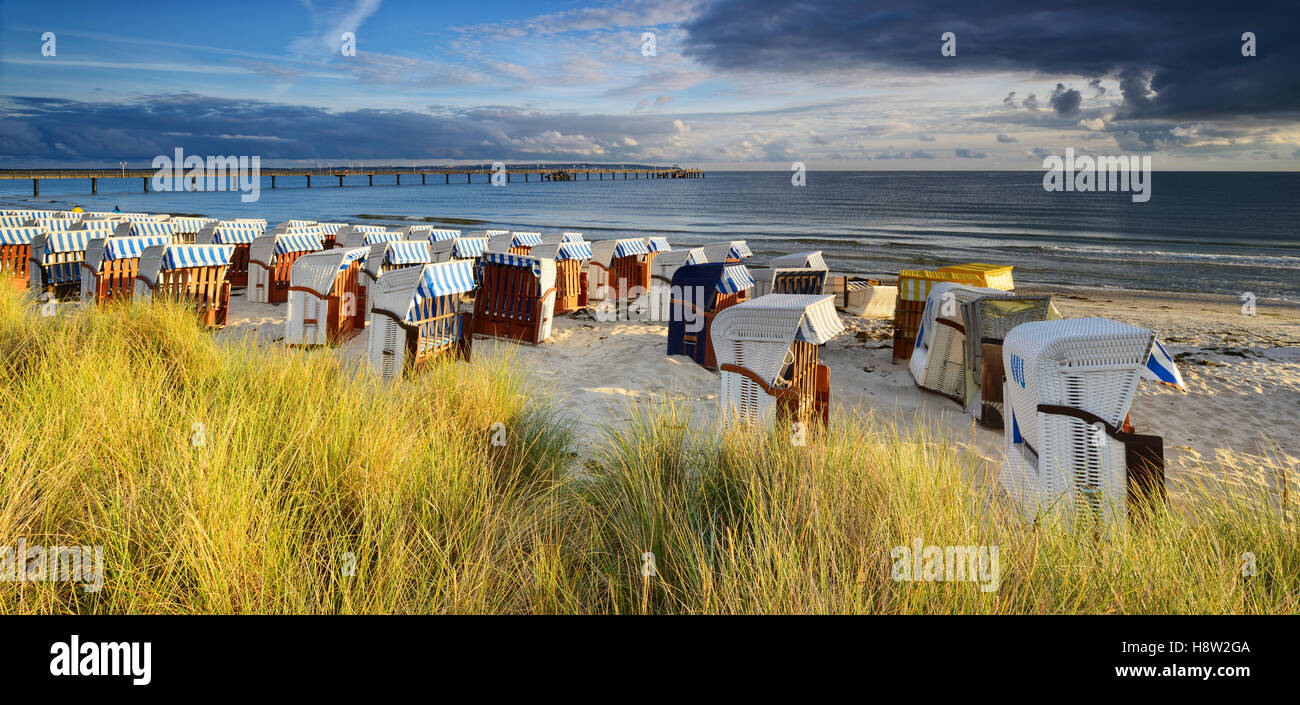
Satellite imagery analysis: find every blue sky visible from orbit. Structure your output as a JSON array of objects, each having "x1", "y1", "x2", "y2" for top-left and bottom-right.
[{"x1": 1, "y1": 0, "x2": 1297, "y2": 169}]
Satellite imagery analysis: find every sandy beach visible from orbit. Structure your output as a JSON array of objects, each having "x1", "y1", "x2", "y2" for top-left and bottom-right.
[{"x1": 218, "y1": 284, "x2": 1300, "y2": 504}]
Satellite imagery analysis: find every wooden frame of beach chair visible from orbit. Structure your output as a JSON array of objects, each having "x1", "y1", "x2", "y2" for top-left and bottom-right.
[
  {"x1": 247, "y1": 233, "x2": 323, "y2": 304},
  {"x1": 893, "y1": 264, "x2": 1014, "y2": 363},
  {"x1": 700, "y1": 240, "x2": 753, "y2": 264},
  {"x1": 285, "y1": 247, "x2": 369, "y2": 346},
  {"x1": 710, "y1": 294, "x2": 844, "y2": 428},
  {"x1": 195, "y1": 222, "x2": 262, "y2": 289},
  {"x1": 471, "y1": 252, "x2": 557, "y2": 344},
  {"x1": 531, "y1": 241, "x2": 592, "y2": 313},
  {"x1": 961, "y1": 295, "x2": 1057, "y2": 427},
  {"x1": 368, "y1": 261, "x2": 477, "y2": 377},
  {"x1": 80, "y1": 234, "x2": 173, "y2": 305},
  {"x1": 133, "y1": 244, "x2": 234, "y2": 327},
  {"x1": 667, "y1": 263, "x2": 756, "y2": 369},
  {"x1": 588, "y1": 238, "x2": 651, "y2": 302},
  {"x1": 0, "y1": 226, "x2": 42, "y2": 291},
  {"x1": 1000, "y1": 318, "x2": 1172, "y2": 526}
]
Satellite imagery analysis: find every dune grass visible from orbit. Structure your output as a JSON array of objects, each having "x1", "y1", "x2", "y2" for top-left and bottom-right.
[{"x1": 0, "y1": 286, "x2": 1294, "y2": 614}]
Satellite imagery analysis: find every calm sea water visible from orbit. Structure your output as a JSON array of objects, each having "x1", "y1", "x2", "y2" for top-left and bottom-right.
[{"x1": 4, "y1": 170, "x2": 1297, "y2": 300}]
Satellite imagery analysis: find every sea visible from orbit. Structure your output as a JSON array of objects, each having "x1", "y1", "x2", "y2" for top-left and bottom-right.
[{"x1": 3, "y1": 170, "x2": 1297, "y2": 300}]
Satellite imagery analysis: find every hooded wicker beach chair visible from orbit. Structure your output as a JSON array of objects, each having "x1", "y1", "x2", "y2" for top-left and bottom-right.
[
  {"x1": 471, "y1": 251, "x2": 557, "y2": 344},
  {"x1": 711, "y1": 293, "x2": 845, "y2": 428},
  {"x1": 667, "y1": 263, "x2": 756, "y2": 369},
  {"x1": 195, "y1": 221, "x2": 263, "y2": 288},
  {"x1": 643, "y1": 236, "x2": 672, "y2": 267},
  {"x1": 1000, "y1": 318, "x2": 1184, "y2": 525},
  {"x1": 892, "y1": 264, "x2": 1014, "y2": 362},
  {"x1": 247, "y1": 232, "x2": 323, "y2": 304},
  {"x1": 539, "y1": 232, "x2": 584, "y2": 246},
  {"x1": 168, "y1": 217, "x2": 216, "y2": 243},
  {"x1": 487, "y1": 231, "x2": 543, "y2": 255},
  {"x1": 750, "y1": 251, "x2": 829, "y2": 297},
  {"x1": 363, "y1": 240, "x2": 435, "y2": 316},
  {"x1": 428, "y1": 236, "x2": 488, "y2": 264},
  {"x1": 531, "y1": 241, "x2": 593, "y2": 313},
  {"x1": 80, "y1": 234, "x2": 173, "y2": 304},
  {"x1": 909, "y1": 282, "x2": 1014, "y2": 398},
  {"x1": 368, "y1": 261, "x2": 476, "y2": 377},
  {"x1": 647, "y1": 247, "x2": 707, "y2": 322},
  {"x1": 285, "y1": 247, "x2": 369, "y2": 345},
  {"x1": 961, "y1": 295, "x2": 1059, "y2": 427},
  {"x1": 588, "y1": 238, "x2": 652, "y2": 302},
  {"x1": 700, "y1": 240, "x2": 753, "y2": 263},
  {"x1": 1, "y1": 226, "x2": 43, "y2": 291},
  {"x1": 133, "y1": 243, "x2": 234, "y2": 327},
  {"x1": 29, "y1": 229, "x2": 104, "y2": 297},
  {"x1": 334, "y1": 224, "x2": 389, "y2": 250},
  {"x1": 423, "y1": 228, "x2": 461, "y2": 243}
]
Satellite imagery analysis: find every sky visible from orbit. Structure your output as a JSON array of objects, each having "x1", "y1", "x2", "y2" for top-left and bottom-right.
[{"x1": 1, "y1": 0, "x2": 1298, "y2": 169}]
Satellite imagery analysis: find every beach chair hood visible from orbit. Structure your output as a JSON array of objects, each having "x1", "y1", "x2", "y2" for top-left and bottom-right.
[{"x1": 769, "y1": 250, "x2": 826, "y2": 270}]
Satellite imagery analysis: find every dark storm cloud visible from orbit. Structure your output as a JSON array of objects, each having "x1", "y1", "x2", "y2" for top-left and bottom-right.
[
  {"x1": 1049, "y1": 84, "x2": 1082, "y2": 117},
  {"x1": 0, "y1": 93, "x2": 679, "y2": 162},
  {"x1": 996, "y1": 133, "x2": 1018, "y2": 143},
  {"x1": 682, "y1": 0, "x2": 1300, "y2": 120},
  {"x1": 954, "y1": 148, "x2": 986, "y2": 158}
]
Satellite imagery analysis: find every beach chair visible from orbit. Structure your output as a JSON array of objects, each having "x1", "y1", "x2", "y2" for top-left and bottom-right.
[
  {"x1": 749, "y1": 251, "x2": 828, "y2": 297},
  {"x1": 133, "y1": 244, "x2": 234, "y2": 327},
  {"x1": 531, "y1": 241, "x2": 592, "y2": 313},
  {"x1": 711, "y1": 294, "x2": 845, "y2": 428},
  {"x1": 247, "y1": 232, "x2": 323, "y2": 304},
  {"x1": 643, "y1": 236, "x2": 672, "y2": 268},
  {"x1": 333, "y1": 224, "x2": 388, "y2": 249},
  {"x1": 961, "y1": 295, "x2": 1059, "y2": 427},
  {"x1": 588, "y1": 238, "x2": 652, "y2": 302},
  {"x1": 231, "y1": 218, "x2": 268, "y2": 230},
  {"x1": 342, "y1": 227, "x2": 400, "y2": 251},
  {"x1": 29, "y1": 229, "x2": 103, "y2": 298},
  {"x1": 285, "y1": 247, "x2": 369, "y2": 346},
  {"x1": 363, "y1": 240, "x2": 435, "y2": 315},
  {"x1": 893, "y1": 264, "x2": 1014, "y2": 362},
  {"x1": 429, "y1": 236, "x2": 488, "y2": 264},
  {"x1": 195, "y1": 221, "x2": 262, "y2": 288},
  {"x1": 1000, "y1": 318, "x2": 1182, "y2": 526},
  {"x1": 487, "y1": 232, "x2": 543, "y2": 255},
  {"x1": 1, "y1": 227, "x2": 44, "y2": 291},
  {"x1": 667, "y1": 263, "x2": 755, "y2": 368},
  {"x1": 80, "y1": 234, "x2": 173, "y2": 304},
  {"x1": 25, "y1": 218, "x2": 73, "y2": 233},
  {"x1": 700, "y1": 240, "x2": 753, "y2": 263},
  {"x1": 368, "y1": 261, "x2": 476, "y2": 377},
  {"x1": 471, "y1": 251, "x2": 557, "y2": 344},
  {"x1": 835, "y1": 277, "x2": 895, "y2": 318},
  {"x1": 647, "y1": 247, "x2": 707, "y2": 322},
  {"x1": 909, "y1": 282, "x2": 1014, "y2": 400},
  {"x1": 423, "y1": 228, "x2": 461, "y2": 243},
  {"x1": 168, "y1": 217, "x2": 216, "y2": 243}
]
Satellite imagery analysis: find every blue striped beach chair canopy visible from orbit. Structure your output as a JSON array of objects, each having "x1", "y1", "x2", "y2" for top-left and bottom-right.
[
  {"x1": 161, "y1": 244, "x2": 235, "y2": 270},
  {"x1": 170, "y1": 217, "x2": 217, "y2": 234},
  {"x1": 410, "y1": 260, "x2": 476, "y2": 320},
  {"x1": 554, "y1": 241, "x2": 594, "y2": 261},
  {"x1": 613, "y1": 238, "x2": 651, "y2": 259},
  {"x1": 317, "y1": 222, "x2": 346, "y2": 236},
  {"x1": 232, "y1": 218, "x2": 268, "y2": 229},
  {"x1": 104, "y1": 235, "x2": 172, "y2": 261},
  {"x1": 363, "y1": 230, "x2": 403, "y2": 247},
  {"x1": 273, "y1": 233, "x2": 325, "y2": 255},
  {"x1": 644, "y1": 237, "x2": 672, "y2": 253},
  {"x1": 384, "y1": 240, "x2": 434, "y2": 266},
  {"x1": 31, "y1": 218, "x2": 74, "y2": 232},
  {"x1": 511, "y1": 232, "x2": 543, "y2": 248},
  {"x1": 214, "y1": 223, "x2": 262, "y2": 244},
  {"x1": 0, "y1": 215, "x2": 27, "y2": 227},
  {"x1": 45, "y1": 230, "x2": 99, "y2": 254},
  {"x1": 718, "y1": 265, "x2": 756, "y2": 294},
  {"x1": 451, "y1": 237, "x2": 489, "y2": 259},
  {"x1": 426, "y1": 228, "x2": 461, "y2": 242},
  {"x1": 479, "y1": 250, "x2": 545, "y2": 277},
  {"x1": 131, "y1": 221, "x2": 176, "y2": 237},
  {"x1": 0, "y1": 227, "x2": 42, "y2": 245},
  {"x1": 702, "y1": 240, "x2": 753, "y2": 261}
]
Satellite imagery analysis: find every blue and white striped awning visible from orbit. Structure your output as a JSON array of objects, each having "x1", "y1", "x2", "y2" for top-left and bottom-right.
[
  {"x1": 46, "y1": 231, "x2": 98, "y2": 254},
  {"x1": 161, "y1": 244, "x2": 235, "y2": 270},
  {"x1": 0, "y1": 215, "x2": 27, "y2": 227},
  {"x1": 338, "y1": 247, "x2": 369, "y2": 271},
  {"x1": 561, "y1": 232, "x2": 584, "y2": 242},
  {"x1": 285, "y1": 219, "x2": 317, "y2": 228},
  {"x1": 363, "y1": 231, "x2": 403, "y2": 247},
  {"x1": 274, "y1": 234, "x2": 324, "y2": 254},
  {"x1": 105, "y1": 235, "x2": 171, "y2": 260},
  {"x1": 132, "y1": 221, "x2": 176, "y2": 237},
  {"x1": 35, "y1": 219, "x2": 74, "y2": 232},
  {"x1": 427, "y1": 229, "x2": 460, "y2": 242},
  {"x1": 554, "y1": 242, "x2": 594, "y2": 261},
  {"x1": 728, "y1": 241, "x2": 753, "y2": 259},
  {"x1": 644, "y1": 237, "x2": 672, "y2": 253},
  {"x1": 385, "y1": 241, "x2": 432, "y2": 266},
  {"x1": 76, "y1": 220, "x2": 118, "y2": 233},
  {"x1": 413, "y1": 261, "x2": 476, "y2": 312},
  {"x1": 684, "y1": 248, "x2": 707, "y2": 266},
  {"x1": 354, "y1": 224, "x2": 387, "y2": 233},
  {"x1": 717, "y1": 265, "x2": 756, "y2": 294},
  {"x1": 452, "y1": 237, "x2": 489, "y2": 258},
  {"x1": 511, "y1": 232, "x2": 543, "y2": 247},
  {"x1": 216, "y1": 224, "x2": 261, "y2": 244},
  {"x1": 613, "y1": 239, "x2": 651, "y2": 259},
  {"x1": 486, "y1": 229, "x2": 510, "y2": 236},
  {"x1": 170, "y1": 217, "x2": 214, "y2": 234},
  {"x1": 1141, "y1": 338, "x2": 1187, "y2": 391},
  {"x1": 0, "y1": 227, "x2": 41, "y2": 245},
  {"x1": 284, "y1": 225, "x2": 326, "y2": 238},
  {"x1": 317, "y1": 222, "x2": 345, "y2": 235},
  {"x1": 481, "y1": 250, "x2": 542, "y2": 277}
]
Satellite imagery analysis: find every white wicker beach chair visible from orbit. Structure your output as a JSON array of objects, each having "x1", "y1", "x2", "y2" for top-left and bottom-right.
[
  {"x1": 710, "y1": 293, "x2": 845, "y2": 428},
  {"x1": 367, "y1": 260, "x2": 477, "y2": 378},
  {"x1": 700, "y1": 240, "x2": 753, "y2": 263},
  {"x1": 538, "y1": 232, "x2": 584, "y2": 246},
  {"x1": 429, "y1": 236, "x2": 488, "y2": 263},
  {"x1": 133, "y1": 243, "x2": 235, "y2": 326},
  {"x1": 960, "y1": 295, "x2": 1058, "y2": 426},
  {"x1": 284, "y1": 247, "x2": 369, "y2": 346},
  {"x1": 909, "y1": 282, "x2": 1011, "y2": 399},
  {"x1": 247, "y1": 233, "x2": 323, "y2": 304},
  {"x1": 487, "y1": 232, "x2": 543, "y2": 255},
  {"x1": 647, "y1": 247, "x2": 707, "y2": 321},
  {"x1": 1000, "y1": 317, "x2": 1177, "y2": 525}
]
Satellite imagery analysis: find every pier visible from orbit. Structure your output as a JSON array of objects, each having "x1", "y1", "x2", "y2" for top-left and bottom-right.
[{"x1": 1, "y1": 165, "x2": 704, "y2": 196}]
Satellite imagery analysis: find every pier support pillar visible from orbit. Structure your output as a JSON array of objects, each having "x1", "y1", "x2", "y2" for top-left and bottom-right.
[
  {"x1": 445, "y1": 174, "x2": 449, "y2": 184},
  {"x1": 143, "y1": 177, "x2": 149, "y2": 193},
  {"x1": 467, "y1": 173, "x2": 471, "y2": 183},
  {"x1": 397, "y1": 174, "x2": 401, "y2": 185},
  {"x1": 91, "y1": 178, "x2": 97, "y2": 194},
  {"x1": 33, "y1": 179, "x2": 39, "y2": 196},
  {"x1": 422, "y1": 174, "x2": 426, "y2": 185},
  {"x1": 339, "y1": 176, "x2": 344, "y2": 187},
  {"x1": 369, "y1": 174, "x2": 373, "y2": 186},
  {"x1": 271, "y1": 175, "x2": 276, "y2": 189},
  {"x1": 307, "y1": 175, "x2": 312, "y2": 188}
]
